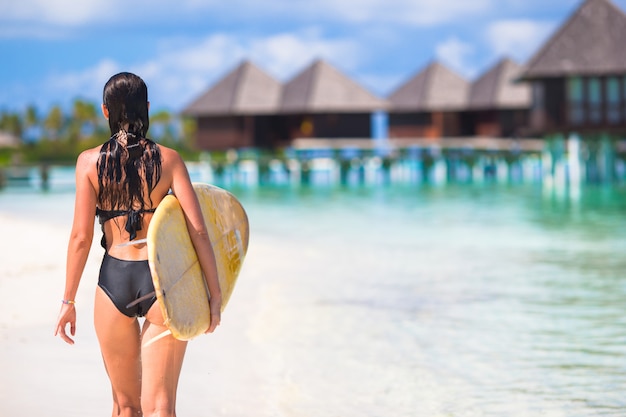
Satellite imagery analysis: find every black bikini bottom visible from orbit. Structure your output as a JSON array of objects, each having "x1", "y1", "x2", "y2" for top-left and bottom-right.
[{"x1": 98, "y1": 253, "x2": 156, "y2": 317}]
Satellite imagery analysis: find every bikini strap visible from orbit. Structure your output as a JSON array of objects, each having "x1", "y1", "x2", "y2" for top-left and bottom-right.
[{"x1": 96, "y1": 207, "x2": 156, "y2": 248}]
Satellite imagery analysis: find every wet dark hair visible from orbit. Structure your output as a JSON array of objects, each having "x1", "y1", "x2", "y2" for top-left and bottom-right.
[{"x1": 97, "y1": 72, "x2": 161, "y2": 212}]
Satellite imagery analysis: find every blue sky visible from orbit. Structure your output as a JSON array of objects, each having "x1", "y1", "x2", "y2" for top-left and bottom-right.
[{"x1": 2, "y1": 0, "x2": 625, "y2": 114}]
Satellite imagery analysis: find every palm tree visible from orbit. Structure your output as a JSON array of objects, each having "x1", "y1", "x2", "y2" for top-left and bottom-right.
[
  {"x1": 25, "y1": 105, "x2": 38, "y2": 128},
  {"x1": 43, "y1": 105, "x2": 64, "y2": 141},
  {"x1": 0, "y1": 111, "x2": 23, "y2": 140},
  {"x1": 180, "y1": 116, "x2": 197, "y2": 150},
  {"x1": 151, "y1": 109, "x2": 176, "y2": 144},
  {"x1": 69, "y1": 99, "x2": 98, "y2": 143},
  {"x1": 23, "y1": 104, "x2": 41, "y2": 143}
]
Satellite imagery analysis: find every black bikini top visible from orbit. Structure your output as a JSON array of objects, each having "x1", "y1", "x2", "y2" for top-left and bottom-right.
[{"x1": 96, "y1": 207, "x2": 156, "y2": 248}]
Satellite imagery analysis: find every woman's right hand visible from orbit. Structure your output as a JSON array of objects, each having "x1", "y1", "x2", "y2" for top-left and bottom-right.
[{"x1": 54, "y1": 304, "x2": 77, "y2": 345}]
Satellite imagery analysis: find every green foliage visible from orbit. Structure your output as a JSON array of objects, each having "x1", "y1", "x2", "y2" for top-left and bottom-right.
[
  {"x1": 1, "y1": 101, "x2": 201, "y2": 165},
  {"x1": 180, "y1": 116, "x2": 197, "y2": 149},
  {"x1": 21, "y1": 140, "x2": 77, "y2": 164},
  {"x1": 43, "y1": 105, "x2": 64, "y2": 140},
  {"x1": 0, "y1": 148, "x2": 15, "y2": 166},
  {"x1": 0, "y1": 111, "x2": 23, "y2": 137}
]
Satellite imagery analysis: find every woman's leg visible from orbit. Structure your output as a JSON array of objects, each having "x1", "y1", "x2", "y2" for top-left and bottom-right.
[
  {"x1": 94, "y1": 286, "x2": 142, "y2": 417},
  {"x1": 140, "y1": 304, "x2": 188, "y2": 417}
]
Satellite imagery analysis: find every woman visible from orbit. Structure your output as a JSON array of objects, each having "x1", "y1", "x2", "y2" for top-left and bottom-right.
[{"x1": 54, "y1": 72, "x2": 221, "y2": 417}]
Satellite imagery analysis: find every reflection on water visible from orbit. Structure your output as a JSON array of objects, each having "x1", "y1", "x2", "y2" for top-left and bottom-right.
[{"x1": 1, "y1": 174, "x2": 625, "y2": 416}]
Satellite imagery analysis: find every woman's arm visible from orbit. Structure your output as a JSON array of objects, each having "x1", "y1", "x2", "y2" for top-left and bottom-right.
[
  {"x1": 169, "y1": 150, "x2": 222, "y2": 333},
  {"x1": 54, "y1": 150, "x2": 97, "y2": 344}
]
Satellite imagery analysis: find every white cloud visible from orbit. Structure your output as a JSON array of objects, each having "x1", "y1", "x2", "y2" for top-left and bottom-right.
[
  {"x1": 435, "y1": 37, "x2": 476, "y2": 78},
  {"x1": 43, "y1": 59, "x2": 121, "y2": 104},
  {"x1": 0, "y1": 0, "x2": 492, "y2": 30},
  {"x1": 0, "y1": 0, "x2": 224, "y2": 30},
  {"x1": 36, "y1": 30, "x2": 365, "y2": 111},
  {"x1": 248, "y1": 31, "x2": 361, "y2": 80},
  {"x1": 153, "y1": 31, "x2": 362, "y2": 107},
  {"x1": 318, "y1": 0, "x2": 492, "y2": 25},
  {"x1": 485, "y1": 19, "x2": 556, "y2": 63},
  {"x1": 0, "y1": 0, "x2": 110, "y2": 26},
  {"x1": 0, "y1": 24, "x2": 69, "y2": 40},
  {"x1": 214, "y1": 0, "x2": 493, "y2": 26}
]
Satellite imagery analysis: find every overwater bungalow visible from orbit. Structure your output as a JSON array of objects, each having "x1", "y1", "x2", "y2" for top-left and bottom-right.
[
  {"x1": 182, "y1": 60, "x2": 283, "y2": 150},
  {"x1": 520, "y1": 0, "x2": 626, "y2": 137},
  {"x1": 387, "y1": 57, "x2": 533, "y2": 143},
  {"x1": 467, "y1": 57, "x2": 531, "y2": 138},
  {"x1": 279, "y1": 59, "x2": 388, "y2": 144},
  {"x1": 183, "y1": 59, "x2": 387, "y2": 150},
  {"x1": 387, "y1": 61, "x2": 470, "y2": 140},
  {"x1": 181, "y1": 0, "x2": 626, "y2": 178}
]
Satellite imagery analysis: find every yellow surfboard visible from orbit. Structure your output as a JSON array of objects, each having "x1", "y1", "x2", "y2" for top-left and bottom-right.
[{"x1": 147, "y1": 183, "x2": 249, "y2": 340}]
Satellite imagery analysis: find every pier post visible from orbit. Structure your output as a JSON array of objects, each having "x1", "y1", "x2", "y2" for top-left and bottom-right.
[
  {"x1": 286, "y1": 159, "x2": 301, "y2": 185},
  {"x1": 472, "y1": 155, "x2": 485, "y2": 183},
  {"x1": 566, "y1": 133, "x2": 583, "y2": 190},
  {"x1": 39, "y1": 163, "x2": 50, "y2": 191},
  {"x1": 598, "y1": 134, "x2": 615, "y2": 183}
]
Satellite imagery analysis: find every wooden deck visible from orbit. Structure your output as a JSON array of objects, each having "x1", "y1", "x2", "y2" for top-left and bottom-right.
[{"x1": 291, "y1": 137, "x2": 545, "y2": 153}]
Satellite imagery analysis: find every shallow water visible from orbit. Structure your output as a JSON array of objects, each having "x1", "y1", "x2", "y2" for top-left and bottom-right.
[
  {"x1": 1, "y1": 168, "x2": 626, "y2": 416},
  {"x1": 235, "y1": 185, "x2": 626, "y2": 416}
]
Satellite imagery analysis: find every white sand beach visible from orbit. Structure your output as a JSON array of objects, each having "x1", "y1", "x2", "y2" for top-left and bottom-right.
[
  {"x1": 0, "y1": 210, "x2": 287, "y2": 417},
  {"x1": 3, "y1": 185, "x2": 626, "y2": 416},
  {"x1": 0, "y1": 199, "x2": 404, "y2": 417}
]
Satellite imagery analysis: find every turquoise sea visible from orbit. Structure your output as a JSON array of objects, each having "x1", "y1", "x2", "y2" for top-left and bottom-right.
[{"x1": 1, "y1": 165, "x2": 626, "y2": 416}]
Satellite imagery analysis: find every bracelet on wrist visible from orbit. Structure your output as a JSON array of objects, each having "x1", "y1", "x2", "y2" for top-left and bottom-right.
[{"x1": 61, "y1": 299, "x2": 75, "y2": 305}]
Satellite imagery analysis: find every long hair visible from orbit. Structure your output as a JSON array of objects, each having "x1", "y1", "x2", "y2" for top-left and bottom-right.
[{"x1": 97, "y1": 72, "x2": 161, "y2": 210}]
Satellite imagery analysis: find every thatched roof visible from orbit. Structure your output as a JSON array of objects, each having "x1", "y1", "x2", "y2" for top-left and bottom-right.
[
  {"x1": 522, "y1": 0, "x2": 626, "y2": 79},
  {"x1": 469, "y1": 58, "x2": 531, "y2": 110},
  {"x1": 388, "y1": 61, "x2": 469, "y2": 111},
  {"x1": 183, "y1": 60, "x2": 282, "y2": 116},
  {"x1": 280, "y1": 59, "x2": 388, "y2": 113}
]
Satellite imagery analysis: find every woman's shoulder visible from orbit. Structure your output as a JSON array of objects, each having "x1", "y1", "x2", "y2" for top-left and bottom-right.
[
  {"x1": 76, "y1": 145, "x2": 101, "y2": 167},
  {"x1": 156, "y1": 144, "x2": 184, "y2": 164}
]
